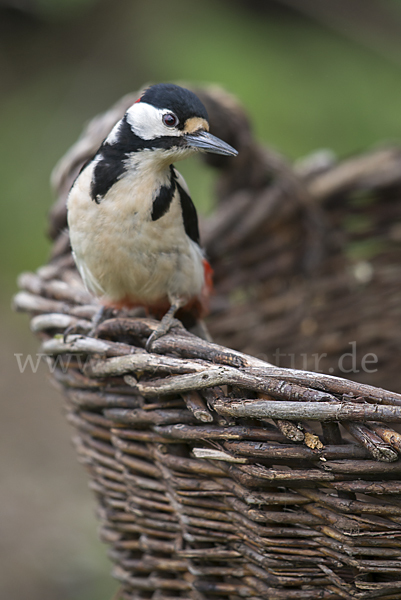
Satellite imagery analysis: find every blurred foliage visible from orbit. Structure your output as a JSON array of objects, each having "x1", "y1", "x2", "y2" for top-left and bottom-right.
[
  {"x1": 3, "y1": 0, "x2": 401, "y2": 300},
  {"x1": 35, "y1": 0, "x2": 99, "y2": 21}
]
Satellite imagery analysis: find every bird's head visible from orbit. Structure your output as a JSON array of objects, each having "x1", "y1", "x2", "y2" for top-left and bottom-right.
[{"x1": 105, "y1": 83, "x2": 238, "y2": 164}]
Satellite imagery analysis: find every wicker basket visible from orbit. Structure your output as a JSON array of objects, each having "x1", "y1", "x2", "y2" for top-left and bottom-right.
[{"x1": 14, "y1": 87, "x2": 401, "y2": 599}]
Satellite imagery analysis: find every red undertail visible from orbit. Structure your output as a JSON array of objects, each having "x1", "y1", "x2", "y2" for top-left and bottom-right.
[{"x1": 104, "y1": 259, "x2": 214, "y2": 326}]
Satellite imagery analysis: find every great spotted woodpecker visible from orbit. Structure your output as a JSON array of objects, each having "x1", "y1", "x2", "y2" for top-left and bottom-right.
[{"x1": 67, "y1": 83, "x2": 238, "y2": 348}]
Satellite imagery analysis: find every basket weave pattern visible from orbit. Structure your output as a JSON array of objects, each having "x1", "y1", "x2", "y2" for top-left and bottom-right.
[
  {"x1": 13, "y1": 290, "x2": 401, "y2": 600},
  {"x1": 14, "y1": 87, "x2": 401, "y2": 599}
]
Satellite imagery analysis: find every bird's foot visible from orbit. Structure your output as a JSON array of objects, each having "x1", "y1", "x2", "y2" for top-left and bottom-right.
[
  {"x1": 63, "y1": 305, "x2": 115, "y2": 343},
  {"x1": 145, "y1": 299, "x2": 185, "y2": 351},
  {"x1": 145, "y1": 317, "x2": 182, "y2": 351},
  {"x1": 87, "y1": 305, "x2": 116, "y2": 337},
  {"x1": 62, "y1": 320, "x2": 92, "y2": 343}
]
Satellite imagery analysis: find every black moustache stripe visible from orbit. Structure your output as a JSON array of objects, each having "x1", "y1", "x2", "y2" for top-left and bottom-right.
[{"x1": 90, "y1": 117, "x2": 185, "y2": 203}]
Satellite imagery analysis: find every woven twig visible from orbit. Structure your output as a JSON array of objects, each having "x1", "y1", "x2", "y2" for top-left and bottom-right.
[{"x1": 15, "y1": 269, "x2": 401, "y2": 598}]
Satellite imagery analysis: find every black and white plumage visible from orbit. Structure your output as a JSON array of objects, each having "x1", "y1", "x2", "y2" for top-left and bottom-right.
[{"x1": 67, "y1": 83, "x2": 237, "y2": 345}]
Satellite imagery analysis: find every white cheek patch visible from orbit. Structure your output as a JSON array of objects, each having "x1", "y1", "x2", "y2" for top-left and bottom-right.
[{"x1": 126, "y1": 102, "x2": 182, "y2": 140}]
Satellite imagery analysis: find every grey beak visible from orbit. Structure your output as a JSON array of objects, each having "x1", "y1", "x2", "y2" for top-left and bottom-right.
[{"x1": 185, "y1": 130, "x2": 238, "y2": 157}]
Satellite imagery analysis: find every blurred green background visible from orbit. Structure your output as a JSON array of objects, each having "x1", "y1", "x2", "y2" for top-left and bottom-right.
[{"x1": 3, "y1": 0, "x2": 401, "y2": 598}]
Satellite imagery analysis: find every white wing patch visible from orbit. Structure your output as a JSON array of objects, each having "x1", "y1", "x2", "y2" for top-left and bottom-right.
[{"x1": 72, "y1": 250, "x2": 106, "y2": 297}]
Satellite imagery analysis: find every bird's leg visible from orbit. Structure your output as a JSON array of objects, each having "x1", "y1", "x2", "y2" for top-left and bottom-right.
[
  {"x1": 146, "y1": 297, "x2": 186, "y2": 351},
  {"x1": 88, "y1": 305, "x2": 116, "y2": 336}
]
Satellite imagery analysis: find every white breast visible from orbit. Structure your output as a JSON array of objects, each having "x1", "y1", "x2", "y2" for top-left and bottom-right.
[{"x1": 67, "y1": 157, "x2": 205, "y2": 305}]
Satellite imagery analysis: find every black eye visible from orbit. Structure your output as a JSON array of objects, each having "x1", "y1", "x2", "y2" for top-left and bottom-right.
[{"x1": 162, "y1": 112, "x2": 179, "y2": 127}]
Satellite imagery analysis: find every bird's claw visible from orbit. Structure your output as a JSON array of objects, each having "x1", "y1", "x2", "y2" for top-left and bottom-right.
[
  {"x1": 63, "y1": 322, "x2": 88, "y2": 343},
  {"x1": 145, "y1": 317, "x2": 181, "y2": 352},
  {"x1": 145, "y1": 330, "x2": 159, "y2": 352}
]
